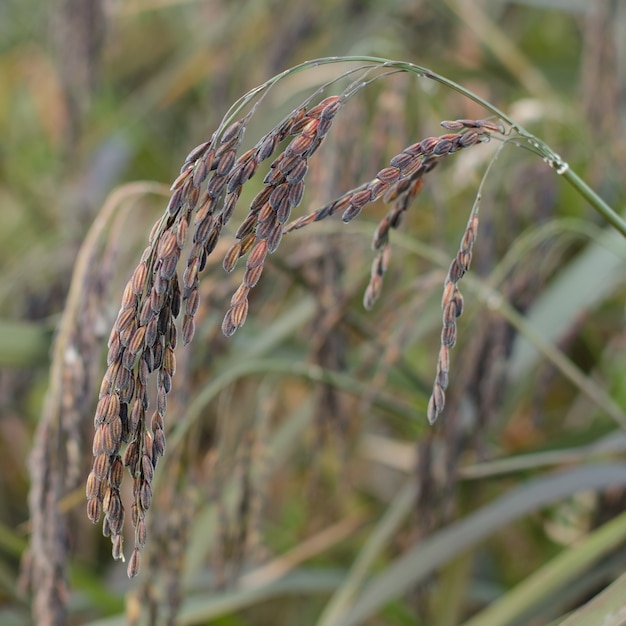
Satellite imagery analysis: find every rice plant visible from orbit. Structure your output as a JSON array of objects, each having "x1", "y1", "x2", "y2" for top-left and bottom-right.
[
  {"x1": 15, "y1": 16, "x2": 626, "y2": 623},
  {"x1": 79, "y1": 55, "x2": 626, "y2": 610}
]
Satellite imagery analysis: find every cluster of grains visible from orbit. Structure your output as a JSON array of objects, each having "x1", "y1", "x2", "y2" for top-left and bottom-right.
[
  {"x1": 364, "y1": 172, "x2": 429, "y2": 310},
  {"x1": 424, "y1": 118, "x2": 505, "y2": 424},
  {"x1": 86, "y1": 125, "x2": 222, "y2": 576},
  {"x1": 284, "y1": 122, "x2": 493, "y2": 311},
  {"x1": 87, "y1": 95, "x2": 345, "y2": 577},
  {"x1": 88, "y1": 98, "x2": 504, "y2": 575},
  {"x1": 283, "y1": 117, "x2": 506, "y2": 424},
  {"x1": 220, "y1": 95, "x2": 343, "y2": 337},
  {"x1": 426, "y1": 210, "x2": 476, "y2": 424}
]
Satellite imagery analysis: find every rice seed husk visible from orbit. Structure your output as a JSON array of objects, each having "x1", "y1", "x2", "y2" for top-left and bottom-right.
[
  {"x1": 247, "y1": 240, "x2": 268, "y2": 270},
  {"x1": 87, "y1": 497, "x2": 102, "y2": 524},
  {"x1": 223, "y1": 242, "x2": 242, "y2": 273},
  {"x1": 243, "y1": 264, "x2": 264, "y2": 288},
  {"x1": 127, "y1": 547, "x2": 141, "y2": 578}
]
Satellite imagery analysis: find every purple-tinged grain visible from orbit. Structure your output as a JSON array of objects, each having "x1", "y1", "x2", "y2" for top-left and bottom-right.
[
  {"x1": 87, "y1": 497, "x2": 102, "y2": 524},
  {"x1": 243, "y1": 264, "x2": 264, "y2": 288},
  {"x1": 176, "y1": 216, "x2": 189, "y2": 248},
  {"x1": 138, "y1": 299, "x2": 154, "y2": 327},
  {"x1": 92, "y1": 425, "x2": 106, "y2": 456},
  {"x1": 111, "y1": 534, "x2": 124, "y2": 561},
  {"x1": 141, "y1": 455, "x2": 154, "y2": 484},
  {"x1": 250, "y1": 186, "x2": 273, "y2": 212},
  {"x1": 86, "y1": 472, "x2": 100, "y2": 499},
  {"x1": 221, "y1": 309, "x2": 237, "y2": 337},
  {"x1": 185, "y1": 286, "x2": 200, "y2": 317},
  {"x1": 264, "y1": 164, "x2": 287, "y2": 186},
  {"x1": 153, "y1": 272, "x2": 169, "y2": 296},
  {"x1": 216, "y1": 150, "x2": 237, "y2": 177},
  {"x1": 223, "y1": 242, "x2": 241, "y2": 273},
  {"x1": 130, "y1": 503, "x2": 140, "y2": 528},
  {"x1": 136, "y1": 519, "x2": 147, "y2": 548},
  {"x1": 257, "y1": 136, "x2": 278, "y2": 164},
  {"x1": 247, "y1": 240, "x2": 268, "y2": 270},
  {"x1": 130, "y1": 262, "x2": 148, "y2": 296},
  {"x1": 156, "y1": 385, "x2": 167, "y2": 416},
  {"x1": 92, "y1": 452, "x2": 110, "y2": 481},
  {"x1": 120, "y1": 282, "x2": 137, "y2": 311},
  {"x1": 128, "y1": 325, "x2": 147, "y2": 356},
  {"x1": 221, "y1": 191, "x2": 240, "y2": 224},
  {"x1": 230, "y1": 283, "x2": 249, "y2": 306},
  {"x1": 230, "y1": 299, "x2": 249, "y2": 329},
  {"x1": 181, "y1": 140, "x2": 212, "y2": 170},
  {"x1": 266, "y1": 221, "x2": 283, "y2": 252},
  {"x1": 441, "y1": 324, "x2": 457, "y2": 348},
  {"x1": 207, "y1": 173, "x2": 229, "y2": 199},
  {"x1": 278, "y1": 153, "x2": 303, "y2": 176},
  {"x1": 289, "y1": 177, "x2": 305, "y2": 204},
  {"x1": 139, "y1": 480, "x2": 152, "y2": 512},
  {"x1": 160, "y1": 370, "x2": 172, "y2": 394},
  {"x1": 102, "y1": 421, "x2": 122, "y2": 456},
  {"x1": 276, "y1": 196, "x2": 292, "y2": 224},
  {"x1": 258, "y1": 202, "x2": 274, "y2": 223},
  {"x1": 182, "y1": 257, "x2": 200, "y2": 293},
  {"x1": 149, "y1": 289, "x2": 166, "y2": 315},
  {"x1": 163, "y1": 346, "x2": 176, "y2": 377},
  {"x1": 286, "y1": 159, "x2": 308, "y2": 184},
  {"x1": 442, "y1": 301, "x2": 458, "y2": 327},
  {"x1": 170, "y1": 167, "x2": 193, "y2": 192},
  {"x1": 181, "y1": 314, "x2": 195, "y2": 345},
  {"x1": 191, "y1": 157, "x2": 208, "y2": 188},
  {"x1": 123, "y1": 441, "x2": 139, "y2": 470},
  {"x1": 204, "y1": 224, "x2": 222, "y2": 255},
  {"x1": 153, "y1": 428, "x2": 166, "y2": 457},
  {"x1": 159, "y1": 254, "x2": 178, "y2": 281},
  {"x1": 316, "y1": 116, "x2": 333, "y2": 137},
  {"x1": 420, "y1": 136, "x2": 439, "y2": 154},
  {"x1": 269, "y1": 183, "x2": 288, "y2": 209},
  {"x1": 127, "y1": 547, "x2": 141, "y2": 579},
  {"x1": 255, "y1": 217, "x2": 274, "y2": 241},
  {"x1": 145, "y1": 317, "x2": 158, "y2": 348},
  {"x1": 151, "y1": 410, "x2": 164, "y2": 431},
  {"x1": 109, "y1": 456, "x2": 124, "y2": 489},
  {"x1": 114, "y1": 365, "x2": 131, "y2": 393},
  {"x1": 221, "y1": 119, "x2": 244, "y2": 144},
  {"x1": 103, "y1": 487, "x2": 123, "y2": 520},
  {"x1": 239, "y1": 232, "x2": 255, "y2": 256},
  {"x1": 165, "y1": 187, "x2": 184, "y2": 218}
]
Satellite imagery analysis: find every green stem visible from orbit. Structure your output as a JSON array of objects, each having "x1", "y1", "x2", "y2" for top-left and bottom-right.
[{"x1": 561, "y1": 167, "x2": 626, "y2": 238}]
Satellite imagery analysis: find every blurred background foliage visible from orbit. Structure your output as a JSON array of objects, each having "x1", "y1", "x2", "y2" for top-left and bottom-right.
[{"x1": 1, "y1": 0, "x2": 626, "y2": 624}]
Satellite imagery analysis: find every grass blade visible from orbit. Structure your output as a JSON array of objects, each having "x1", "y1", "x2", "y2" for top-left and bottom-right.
[
  {"x1": 340, "y1": 464, "x2": 626, "y2": 626},
  {"x1": 460, "y1": 508, "x2": 626, "y2": 626}
]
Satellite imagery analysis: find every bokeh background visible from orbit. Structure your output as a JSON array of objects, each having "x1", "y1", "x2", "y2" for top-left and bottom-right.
[{"x1": 1, "y1": 1, "x2": 626, "y2": 625}]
